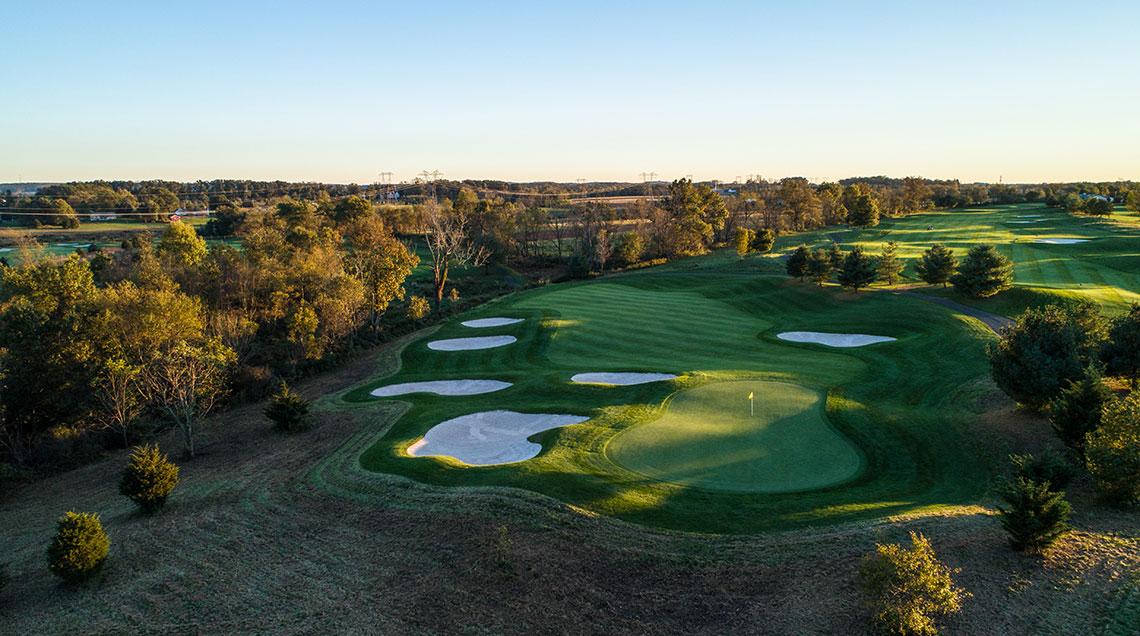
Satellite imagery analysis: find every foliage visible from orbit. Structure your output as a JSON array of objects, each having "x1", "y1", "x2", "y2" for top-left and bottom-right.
[
  {"x1": 157, "y1": 221, "x2": 208, "y2": 267},
  {"x1": 950, "y1": 244, "x2": 1013, "y2": 298},
  {"x1": 1085, "y1": 392, "x2": 1140, "y2": 505},
  {"x1": 733, "y1": 227, "x2": 755, "y2": 257},
  {"x1": 141, "y1": 338, "x2": 236, "y2": 457},
  {"x1": 407, "y1": 295, "x2": 430, "y2": 321},
  {"x1": 786, "y1": 245, "x2": 810, "y2": 280},
  {"x1": 987, "y1": 302, "x2": 1107, "y2": 410},
  {"x1": 1049, "y1": 365, "x2": 1113, "y2": 455},
  {"x1": 47, "y1": 511, "x2": 110, "y2": 583},
  {"x1": 119, "y1": 444, "x2": 180, "y2": 512},
  {"x1": 344, "y1": 215, "x2": 419, "y2": 330},
  {"x1": 878, "y1": 241, "x2": 904, "y2": 286},
  {"x1": 827, "y1": 242, "x2": 844, "y2": 270},
  {"x1": 1102, "y1": 304, "x2": 1140, "y2": 387},
  {"x1": 1083, "y1": 197, "x2": 1113, "y2": 216},
  {"x1": 751, "y1": 228, "x2": 775, "y2": 253},
  {"x1": 1009, "y1": 450, "x2": 1077, "y2": 489},
  {"x1": 806, "y1": 248, "x2": 834, "y2": 286},
  {"x1": 844, "y1": 183, "x2": 881, "y2": 227},
  {"x1": 614, "y1": 231, "x2": 645, "y2": 267},
  {"x1": 997, "y1": 477, "x2": 1071, "y2": 553},
  {"x1": 656, "y1": 179, "x2": 728, "y2": 257},
  {"x1": 859, "y1": 532, "x2": 966, "y2": 636},
  {"x1": 264, "y1": 383, "x2": 312, "y2": 433},
  {"x1": 837, "y1": 246, "x2": 878, "y2": 292},
  {"x1": 915, "y1": 244, "x2": 957, "y2": 287}
]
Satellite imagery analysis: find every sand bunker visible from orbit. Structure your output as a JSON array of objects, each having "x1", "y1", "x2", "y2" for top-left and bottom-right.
[
  {"x1": 1034, "y1": 238, "x2": 1089, "y2": 245},
  {"x1": 370, "y1": 380, "x2": 512, "y2": 397},
  {"x1": 407, "y1": 410, "x2": 590, "y2": 465},
  {"x1": 777, "y1": 331, "x2": 896, "y2": 347},
  {"x1": 1009, "y1": 220, "x2": 1044, "y2": 224},
  {"x1": 461, "y1": 317, "x2": 524, "y2": 328},
  {"x1": 570, "y1": 372, "x2": 677, "y2": 386},
  {"x1": 427, "y1": 335, "x2": 517, "y2": 351}
]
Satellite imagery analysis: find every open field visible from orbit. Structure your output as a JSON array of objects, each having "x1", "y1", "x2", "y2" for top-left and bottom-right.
[{"x1": 773, "y1": 203, "x2": 1140, "y2": 316}]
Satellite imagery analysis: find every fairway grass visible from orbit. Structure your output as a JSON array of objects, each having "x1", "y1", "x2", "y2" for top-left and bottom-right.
[{"x1": 608, "y1": 380, "x2": 863, "y2": 493}]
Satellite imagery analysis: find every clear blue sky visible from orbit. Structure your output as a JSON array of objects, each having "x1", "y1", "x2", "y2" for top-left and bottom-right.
[{"x1": 2, "y1": 1, "x2": 1138, "y2": 184}]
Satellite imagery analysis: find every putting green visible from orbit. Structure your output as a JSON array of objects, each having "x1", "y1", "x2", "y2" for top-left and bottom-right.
[{"x1": 608, "y1": 381, "x2": 863, "y2": 493}]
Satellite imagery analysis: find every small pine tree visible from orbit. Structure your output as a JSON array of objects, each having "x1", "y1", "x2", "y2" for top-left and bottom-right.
[
  {"x1": 1049, "y1": 366, "x2": 1113, "y2": 456},
  {"x1": 119, "y1": 444, "x2": 180, "y2": 513},
  {"x1": 807, "y1": 249, "x2": 834, "y2": 287},
  {"x1": 859, "y1": 532, "x2": 966, "y2": 636},
  {"x1": 751, "y1": 228, "x2": 776, "y2": 253},
  {"x1": 47, "y1": 512, "x2": 110, "y2": 583},
  {"x1": 827, "y1": 242, "x2": 844, "y2": 270},
  {"x1": 786, "y1": 245, "x2": 810, "y2": 280},
  {"x1": 997, "y1": 477, "x2": 1071, "y2": 553},
  {"x1": 916, "y1": 244, "x2": 957, "y2": 287},
  {"x1": 1085, "y1": 392, "x2": 1140, "y2": 505},
  {"x1": 837, "y1": 246, "x2": 878, "y2": 292},
  {"x1": 951, "y1": 244, "x2": 1014, "y2": 298},
  {"x1": 264, "y1": 382, "x2": 312, "y2": 433},
  {"x1": 733, "y1": 227, "x2": 756, "y2": 257},
  {"x1": 878, "y1": 241, "x2": 904, "y2": 286},
  {"x1": 1009, "y1": 451, "x2": 1077, "y2": 489}
]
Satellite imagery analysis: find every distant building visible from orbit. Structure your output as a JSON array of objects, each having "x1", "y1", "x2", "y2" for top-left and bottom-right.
[
  {"x1": 174, "y1": 207, "x2": 210, "y2": 216},
  {"x1": 88, "y1": 212, "x2": 118, "y2": 221},
  {"x1": 1079, "y1": 193, "x2": 1113, "y2": 202}
]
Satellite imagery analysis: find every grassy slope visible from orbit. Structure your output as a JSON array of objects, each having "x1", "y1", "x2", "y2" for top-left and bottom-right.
[
  {"x1": 773, "y1": 203, "x2": 1140, "y2": 316},
  {"x1": 351, "y1": 253, "x2": 1000, "y2": 533}
]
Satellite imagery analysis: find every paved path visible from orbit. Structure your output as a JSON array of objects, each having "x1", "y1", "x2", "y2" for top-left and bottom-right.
[{"x1": 902, "y1": 291, "x2": 1013, "y2": 333}]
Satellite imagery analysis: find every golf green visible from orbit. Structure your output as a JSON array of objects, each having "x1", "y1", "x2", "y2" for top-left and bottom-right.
[{"x1": 608, "y1": 380, "x2": 863, "y2": 493}]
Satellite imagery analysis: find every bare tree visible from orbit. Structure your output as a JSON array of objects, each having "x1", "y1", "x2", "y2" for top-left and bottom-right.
[{"x1": 423, "y1": 200, "x2": 489, "y2": 308}]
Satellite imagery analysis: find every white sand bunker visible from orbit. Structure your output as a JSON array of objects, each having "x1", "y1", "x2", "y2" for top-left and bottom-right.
[
  {"x1": 370, "y1": 379, "x2": 512, "y2": 397},
  {"x1": 777, "y1": 331, "x2": 897, "y2": 347},
  {"x1": 1009, "y1": 220, "x2": 1044, "y2": 224},
  {"x1": 1034, "y1": 238, "x2": 1089, "y2": 245},
  {"x1": 571, "y1": 372, "x2": 677, "y2": 386},
  {"x1": 427, "y1": 335, "x2": 517, "y2": 351},
  {"x1": 461, "y1": 317, "x2": 524, "y2": 328},
  {"x1": 407, "y1": 410, "x2": 590, "y2": 465}
]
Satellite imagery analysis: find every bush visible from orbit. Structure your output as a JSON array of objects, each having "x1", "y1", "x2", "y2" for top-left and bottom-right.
[
  {"x1": 119, "y1": 444, "x2": 180, "y2": 513},
  {"x1": 264, "y1": 382, "x2": 312, "y2": 433},
  {"x1": 859, "y1": 532, "x2": 966, "y2": 636},
  {"x1": 752, "y1": 228, "x2": 775, "y2": 253},
  {"x1": 47, "y1": 511, "x2": 110, "y2": 583},
  {"x1": 1049, "y1": 366, "x2": 1113, "y2": 455},
  {"x1": 786, "y1": 245, "x2": 810, "y2": 280},
  {"x1": 1009, "y1": 451, "x2": 1077, "y2": 489},
  {"x1": 987, "y1": 302, "x2": 1108, "y2": 411},
  {"x1": 950, "y1": 244, "x2": 1013, "y2": 298},
  {"x1": 1086, "y1": 392, "x2": 1140, "y2": 505},
  {"x1": 996, "y1": 477, "x2": 1071, "y2": 553},
  {"x1": 406, "y1": 295, "x2": 430, "y2": 321},
  {"x1": 733, "y1": 227, "x2": 755, "y2": 257}
]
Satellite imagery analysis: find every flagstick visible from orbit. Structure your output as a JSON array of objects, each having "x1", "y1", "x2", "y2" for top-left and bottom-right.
[{"x1": 750, "y1": 395, "x2": 754, "y2": 417}]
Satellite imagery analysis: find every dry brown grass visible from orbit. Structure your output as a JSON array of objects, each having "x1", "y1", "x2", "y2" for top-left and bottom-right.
[{"x1": 1, "y1": 333, "x2": 1136, "y2": 635}]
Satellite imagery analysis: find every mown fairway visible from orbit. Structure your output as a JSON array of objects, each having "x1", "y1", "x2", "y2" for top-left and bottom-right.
[
  {"x1": 777, "y1": 203, "x2": 1140, "y2": 315},
  {"x1": 348, "y1": 251, "x2": 1001, "y2": 533}
]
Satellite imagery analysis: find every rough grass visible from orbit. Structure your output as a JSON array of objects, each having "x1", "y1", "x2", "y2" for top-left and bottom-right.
[
  {"x1": 1, "y1": 332, "x2": 1136, "y2": 634},
  {"x1": 350, "y1": 257, "x2": 1000, "y2": 533},
  {"x1": 773, "y1": 203, "x2": 1140, "y2": 316}
]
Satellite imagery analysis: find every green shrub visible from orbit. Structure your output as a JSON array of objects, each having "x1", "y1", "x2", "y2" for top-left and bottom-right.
[
  {"x1": 1049, "y1": 366, "x2": 1113, "y2": 455},
  {"x1": 1086, "y1": 393, "x2": 1140, "y2": 505},
  {"x1": 264, "y1": 382, "x2": 312, "y2": 433},
  {"x1": 997, "y1": 477, "x2": 1071, "y2": 553},
  {"x1": 1009, "y1": 451, "x2": 1077, "y2": 489},
  {"x1": 47, "y1": 512, "x2": 110, "y2": 583},
  {"x1": 859, "y1": 532, "x2": 966, "y2": 636},
  {"x1": 119, "y1": 444, "x2": 180, "y2": 513},
  {"x1": 733, "y1": 227, "x2": 755, "y2": 257}
]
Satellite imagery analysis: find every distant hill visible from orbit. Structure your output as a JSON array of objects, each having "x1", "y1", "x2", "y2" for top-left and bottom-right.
[{"x1": 0, "y1": 183, "x2": 57, "y2": 195}]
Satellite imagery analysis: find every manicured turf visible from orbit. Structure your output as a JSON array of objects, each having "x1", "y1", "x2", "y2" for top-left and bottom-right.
[
  {"x1": 349, "y1": 255, "x2": 999, "y2": 533},
  {"x1": 608, "y1": 380, "x2": 863, "y2": 493},
  {"x1": 774, "y1": 203, "x2": 1140, "y2": 316}
]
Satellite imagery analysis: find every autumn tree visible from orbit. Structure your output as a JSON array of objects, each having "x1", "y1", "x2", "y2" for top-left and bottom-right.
[
  {"x1": 657, "y1": 179, "x2": 728, "y2": 257},
  {"x1": 157, "y1": 220, "x2": 208, "y2": 268},
  {"x1": 343, "y1": 216, "x2": 418, "y2": 331},
  {"x1": 734, "y1": 227, "x2": 756, "y2": 257},
  {"x1": 844, "y1": 184, "x2": 881, "y2": 227}
]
